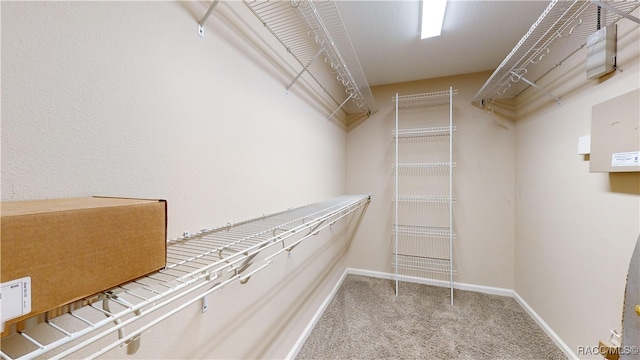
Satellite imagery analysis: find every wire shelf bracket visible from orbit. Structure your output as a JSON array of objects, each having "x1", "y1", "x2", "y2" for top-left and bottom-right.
[{"x1": 197, "y1": 0, "x2": 221, "y2": 38}]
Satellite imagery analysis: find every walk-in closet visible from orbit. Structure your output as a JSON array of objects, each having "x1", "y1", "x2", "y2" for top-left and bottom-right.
[{"x1": 1, "y1": 1, "x2": 639, "y2": 359}]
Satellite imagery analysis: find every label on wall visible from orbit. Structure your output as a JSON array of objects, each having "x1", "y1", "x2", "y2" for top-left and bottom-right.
[
  {"x1": 0, "y1": 276, "x2": 32, "y2": 332},
  {"x1": 611, "y1": 151, "x2": 640, "y2": 167}
]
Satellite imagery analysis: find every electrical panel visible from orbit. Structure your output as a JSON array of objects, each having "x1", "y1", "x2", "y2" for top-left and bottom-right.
[{"x1": 586, "y1": 24, "x2": 617, "y2": 79}]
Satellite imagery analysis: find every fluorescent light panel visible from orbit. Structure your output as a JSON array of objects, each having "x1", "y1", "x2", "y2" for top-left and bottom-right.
[{"x1": 421, "y1": 0, "x2": 448, "y2": 39}]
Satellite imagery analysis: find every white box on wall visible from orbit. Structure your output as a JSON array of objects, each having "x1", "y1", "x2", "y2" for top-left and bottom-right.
[{"x1": 578, "y1": 136, "x2": 591, "y2": 155}]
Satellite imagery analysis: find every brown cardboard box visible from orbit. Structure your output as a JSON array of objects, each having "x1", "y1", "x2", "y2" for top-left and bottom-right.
[{"x1": 1, "y1": 197, "x2": 167, "y2": 335}]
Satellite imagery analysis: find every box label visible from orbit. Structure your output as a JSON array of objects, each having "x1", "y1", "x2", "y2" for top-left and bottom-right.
[
  {"x1": 1, "y1": 277, "x2": 32, "y2": 332},
  {"x1": 611, "y1": 151, "x2": 640, "y2": 167}
]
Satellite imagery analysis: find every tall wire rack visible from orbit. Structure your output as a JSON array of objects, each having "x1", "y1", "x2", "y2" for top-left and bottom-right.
[
  {"x1": 243, "y1": 0, "x2": 377, "y2": 118},
  {"x1": 393, "y1": 88, "x2": 457, "y2": 304},
  {"x1": 0, "y1": 195, "x2": 370, "y2": 360},
  {"x1": 473, "y1": 0, "x2": 640, "y2": 107}
]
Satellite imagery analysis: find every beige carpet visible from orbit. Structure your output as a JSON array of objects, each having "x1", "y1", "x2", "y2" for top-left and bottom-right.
[{"x1": 296, "y1": 275, "x2": 567, "y2": 360}]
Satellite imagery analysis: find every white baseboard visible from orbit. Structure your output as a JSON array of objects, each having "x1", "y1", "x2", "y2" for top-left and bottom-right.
[
  {"x1": 512, "y1": 291, "x2": 578, "y2": 360},
  {"x1": 288, "y1": 268, "x2": 577, "y2": 360},
  {"x1": 285, "y1": 269, "x2": 349, "y2": 360},
  {"x1": 346, "y1": 268, "x2": 514, "y2": 297}
]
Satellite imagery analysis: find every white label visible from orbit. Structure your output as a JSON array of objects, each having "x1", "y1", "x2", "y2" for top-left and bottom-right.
[
  {"x1": 0, "y1": 277, "x2": 32, "y2": 332},
  {"x1": 611, "y1": 151, "x2": 640, "y2": 167}
]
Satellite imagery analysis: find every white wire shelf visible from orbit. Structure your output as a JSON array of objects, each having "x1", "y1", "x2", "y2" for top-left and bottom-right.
[
  {"x1": 393, "y1": 162, "x2": 457, "y2": 169},
  {"x1": 392, "y1": 224, "x2": 456, "y2": 239},
  {"x1": 393, "y1": 195, "x2": 456, "y2": 204},
  {"x1": 473, "y1": 0, "x2": 640, "y2": 106},
  {"x1": 393, "y1": 126, "x2": 457, "y2": 139},
  {"x1": 393, "y1": 254, "x2": 456, "y2": 275},
  {"x1": 244, "y1": 0, "x2": 377, "y2": 117},
  {"x1": 0, "y1": 194, "x2": 370, "y2": 360},
  {"x1": 393, "y1": 90, "x2": 458, "y2": 109}
]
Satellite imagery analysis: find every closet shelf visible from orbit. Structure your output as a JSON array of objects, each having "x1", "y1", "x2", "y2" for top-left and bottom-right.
[
  {"x1": 393, "y1": 162, "x2": 457, "y2": 169},
  {"x1": 392, "y1": 224, "x2": 456, "y2": 239},
  {"x1": 393, "y1": 195, "x2": 456, "y2": 204},
  {"x1": 393, "y1": 90, "x2": 458, "y2": 109},
  {"x1": 393, "y1": 255, "x2": 456, "y2": 275},
  {"x1": 0, "y1": 195, "x2": 370, "y2": 360},
  {"x1": 473, "y1": 0, "x2": 640, "y2": 107},
  {"x1": 244, "y1": 0, "x2": 377, "y2": 118},
  {"x1": 393, "y1": 126, "x2": 457, "y2": 139}
]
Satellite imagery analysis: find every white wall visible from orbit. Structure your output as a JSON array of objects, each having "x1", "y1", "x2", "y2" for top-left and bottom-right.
[
  {"x1": 1, "y1": 1, "x2": 355, "y2": 358},
  {"x1": 514, "y1": 12, "x2": 640, "y2": 359},
  {"x1": 346, "y1": 72, "x2": 516, "y2": 289}
]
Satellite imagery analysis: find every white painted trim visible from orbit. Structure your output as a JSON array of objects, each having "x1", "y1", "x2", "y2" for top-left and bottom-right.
[
  {"x1": 285, "y1": 269, "x2": 349, "y2": 360},
  {"x1": 512, "y1": 291, "x2": 578, "y2": 360},
  {"x1": 346, "y1": 268, "x2": 513, "y2": 297},
  {"x1": 289, "y1": 268, "x2": 578, "y2": 360}
]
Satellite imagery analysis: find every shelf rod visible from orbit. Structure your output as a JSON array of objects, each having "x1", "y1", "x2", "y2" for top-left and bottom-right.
[
  {"x1": 590, "y1": 1, "x2": 640, "y2": 25},
  {"x1": 511, "y1": 72, "x2": 561, "y2": 105},
  {"x1": 327, "y1": 93, "x2": 354, "y2": 120},
  {"x1": 197, "y1": 0, "x2": 220, "y2": 38},
  {"x1": 286, "y1": 45, "x2": 326, "y2": 93}
]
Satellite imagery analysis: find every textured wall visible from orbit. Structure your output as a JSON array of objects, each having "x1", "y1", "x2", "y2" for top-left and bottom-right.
[
  {"x1": 1, "y1": 1, "x2": 350, "y2": 358},
  {"x1": 513, "y1": 10, "x2": 640, "y2": 359}
]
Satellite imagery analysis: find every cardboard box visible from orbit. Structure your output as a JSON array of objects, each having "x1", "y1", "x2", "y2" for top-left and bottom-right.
[{"x1": 1, "y1": 197, "x2": 167, "y2": 335}]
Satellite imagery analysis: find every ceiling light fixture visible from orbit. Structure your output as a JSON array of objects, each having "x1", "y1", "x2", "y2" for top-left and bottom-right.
[{"x1": 421, "y1": 0, "x2": 448, "y2": 39}]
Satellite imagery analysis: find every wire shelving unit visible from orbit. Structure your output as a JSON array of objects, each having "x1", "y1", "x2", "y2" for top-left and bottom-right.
[
  {"x1": 243, "y1": 0, "x2": 377, "y2": 119},
  {"x1": 473, "y1": 0, "x2": 640, "y2": 108},
  {"x1": 393, "y1": 88, "x2": 457, "y2": 304},
  {"x1": 0, "y1": 194, "x2": 370, "y2": 360}
]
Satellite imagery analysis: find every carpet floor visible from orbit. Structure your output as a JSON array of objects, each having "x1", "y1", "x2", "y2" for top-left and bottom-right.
[{"x1": 296, "y1": 275, "x2": 567, "y2": 360}]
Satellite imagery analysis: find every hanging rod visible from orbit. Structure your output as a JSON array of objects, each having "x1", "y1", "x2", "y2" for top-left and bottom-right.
[
  {"x1": 0, "y1": 195, "x2": 371, "y2": 360},
  {"x1": 244, "y1": 0, "x2": 378, "y2": 118},
  {"x1": 472, "y1": 0, "x2": 640, "y2": 107}
]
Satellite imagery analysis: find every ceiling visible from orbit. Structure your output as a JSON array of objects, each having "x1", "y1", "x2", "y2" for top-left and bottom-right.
[{"x1": 335, "y1": 0, "x2": 552, "y2": 87}]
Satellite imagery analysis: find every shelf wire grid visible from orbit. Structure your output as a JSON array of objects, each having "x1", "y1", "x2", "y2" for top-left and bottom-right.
[
  {"x1": 392, "y1": 224, "x2": 456, "y2": 239},
  {"x1": 393, "y1": 255, "x2": 456, "y2": 276},
  {"x1": 393, "y1": 195, "x2": 456, "y2": 204},
  {"x1": 393, "y1": 126, "x2": 458, "y2": 139},
  {"x1": 473, "y1": 0, "x2": 640, "y2": 105},
  {"x1": 244, "y1": 0, "x2": 377, "y2": 116},
  {"x1": 0, "y1": 194, "x2": 370, "y2": 360},
  {"x1": 393, "y1": 90, "x2": 458, "y2": 109}
]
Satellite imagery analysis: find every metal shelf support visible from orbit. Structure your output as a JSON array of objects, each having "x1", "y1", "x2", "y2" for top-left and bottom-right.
[
  {"x1": 198, "y1": 0, "x2": 220, "y2": 38},
  {"x1": 286, "y1": 45, "x2": 327, "y2": 93},
  {"x1": 510, "y1": 71, "x2": 561, "y2": 105}
]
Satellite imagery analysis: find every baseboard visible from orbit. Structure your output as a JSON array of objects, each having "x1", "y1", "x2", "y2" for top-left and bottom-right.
[
  {"x1": 288, "y1": 267, "x2": 577, "y2": 360},
  {"x1": 512, "y1": 291, "x2": 578, "y2": 360},
  {"x1": 285, "y1": 269, "x2": 349, "y2": 360},
  {"x1": 346, "y1": 268, "x2": 514, "y2": 297}
]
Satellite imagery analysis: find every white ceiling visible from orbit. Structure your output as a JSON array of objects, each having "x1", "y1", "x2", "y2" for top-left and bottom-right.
[{"x1": 335, "y1": 0, "x2": 551, "y2": 86}]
